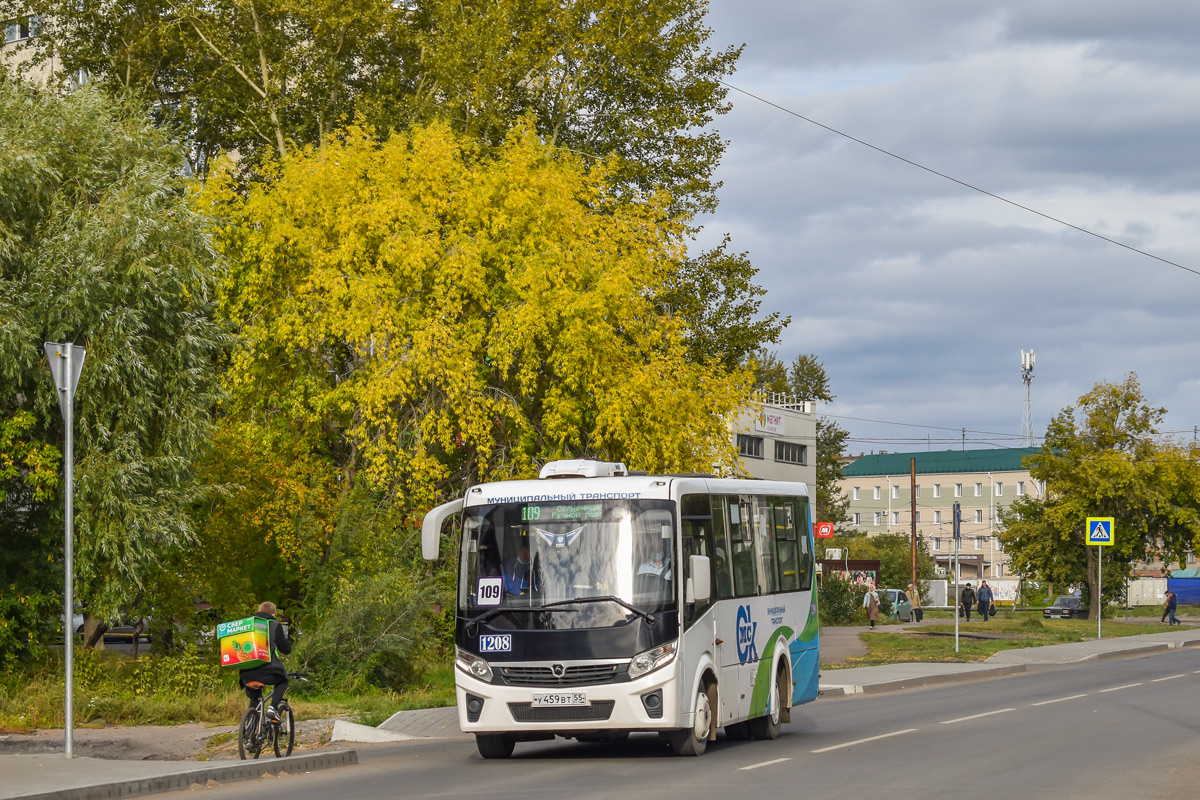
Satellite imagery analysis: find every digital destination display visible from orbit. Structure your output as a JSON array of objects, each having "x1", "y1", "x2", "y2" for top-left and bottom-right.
[{"x1": 521, "y1": 503, "x2": 603, "y2": 522}]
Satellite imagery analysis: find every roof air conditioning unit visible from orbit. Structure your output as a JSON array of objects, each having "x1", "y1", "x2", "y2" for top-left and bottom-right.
[
  {"x1": 825, "y1": 548, "x2": 843, "y2": 560},
  {"x1": 539, "y1": 460, "x2": 628, "y2": 479}
]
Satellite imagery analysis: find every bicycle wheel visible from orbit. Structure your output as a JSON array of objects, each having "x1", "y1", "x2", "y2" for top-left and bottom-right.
[
  {"x1": 273, "y1": 704, "x2": 295, "y2": 757},
  {"x1": 238, "y1": 707, "x2": 261, "y2": 760}
]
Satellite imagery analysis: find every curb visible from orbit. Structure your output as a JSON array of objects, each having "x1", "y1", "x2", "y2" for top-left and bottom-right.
[
  {"x1": 1093, "y1": 643, "x2": 1171, "y2": 660},
  {"x1": 9, "y1": 749, "x2": 359, "y2": 800},
  {"x1": 820, "y1": 664, "x2": 1027, "y2": 696}
]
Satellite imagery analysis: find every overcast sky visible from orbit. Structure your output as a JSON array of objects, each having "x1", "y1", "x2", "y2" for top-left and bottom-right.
[{"x1": 699, "y1": 1, "x2": 1200, "y2": 455}]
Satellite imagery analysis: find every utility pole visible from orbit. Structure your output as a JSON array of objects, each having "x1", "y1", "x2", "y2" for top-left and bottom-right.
[{"x1": 910, "y1": 457, "x2": 917, "y2": 592}]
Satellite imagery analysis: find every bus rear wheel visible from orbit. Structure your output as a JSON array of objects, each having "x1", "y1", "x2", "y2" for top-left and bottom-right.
[
  {"x1": 670, "y1": 685, "x2": 712, "y2": 756},
  {"x1": 475, "y1": 733, "x2": 516, "y2": 759},
  {"x1": 749, "y1": 667, "x2": 786, "y2": 740}
]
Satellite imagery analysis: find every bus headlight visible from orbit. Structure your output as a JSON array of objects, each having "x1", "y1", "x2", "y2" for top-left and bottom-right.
[
  {"x1": 455, "y1": 648, "x2": 494, "y2": 683},
  {"x1": 627, "y1": 641, "x2": 677, "y2": 680}
]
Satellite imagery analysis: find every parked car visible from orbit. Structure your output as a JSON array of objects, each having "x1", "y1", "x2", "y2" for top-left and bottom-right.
[
  {"x1": 884, "y1": 588, "x2": 914, "y2": 622},
  {"x1": 104, "y1": 618, "x2": 152, "y2": 644},
  {"x1": 1043, "y1": 595, "x2": 1089, "y2": 620}
]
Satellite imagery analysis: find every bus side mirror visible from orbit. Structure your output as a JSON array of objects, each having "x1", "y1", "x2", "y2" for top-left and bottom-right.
[
  {"x1": 421, "y1": 498, "x2": 464, "y2": 560},
  {"x1": 688, "y1": 555, "x2": 711, "y2": 603}
]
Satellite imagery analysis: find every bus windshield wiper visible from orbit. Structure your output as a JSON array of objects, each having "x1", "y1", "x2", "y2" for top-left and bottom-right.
[
  {"x1": 540, "y1": 596, "x2": 657, "y2": 626},
  {"x1": 466, "y1": 605, "x2": 572, "y2": 627}
]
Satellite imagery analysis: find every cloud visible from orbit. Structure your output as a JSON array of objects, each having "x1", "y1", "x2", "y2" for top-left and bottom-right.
[{"x1": 700, "y1": 1, "x2": 1200, "y2": 450}]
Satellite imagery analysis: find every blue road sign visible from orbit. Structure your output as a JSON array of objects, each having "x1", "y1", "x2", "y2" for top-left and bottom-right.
[{"x1": 1086, "y1": 517, "x2": 1114, "y2": 546}]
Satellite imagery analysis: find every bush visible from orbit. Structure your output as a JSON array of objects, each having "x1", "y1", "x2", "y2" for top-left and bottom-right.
[
  {"x1": 819, "y1": 573, "x2": 858, "y2": 625},
  {"x1": 297, "y1": 568, "x2": 448, "y2": 693}
]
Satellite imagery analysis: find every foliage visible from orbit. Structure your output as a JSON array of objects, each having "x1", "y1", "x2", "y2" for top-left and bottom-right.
[
  {"x1": 202, "y1": 122, "x2": 746, "y2": 505},
  {"x1": 997, "y1": 374, "x2": 1200, "y2": 616},
  {"x1": 0, "y1": 79, "x2": 228, "y2": 660},
  {"x1": 11, "y1": 0, "x2": 411, "y2": 173},
  {"x1": 658, "y1": 238, "x2": 786, "y2": 370},
  {"x1": 14, "y1": 0, "x2": 741, "y2": 219},
  {"x1": 818, "y1": 572, "x2": 858, "y2": 626}
]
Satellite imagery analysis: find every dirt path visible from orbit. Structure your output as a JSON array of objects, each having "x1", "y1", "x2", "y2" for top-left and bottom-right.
[{"x1": 0, "y1": 719, "x2": 336, "y2": 761}]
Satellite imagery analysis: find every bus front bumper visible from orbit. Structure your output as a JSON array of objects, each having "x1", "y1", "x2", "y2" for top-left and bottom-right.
[{"x1": 455, "y1": 660, "x2": 683, "y2": 735}]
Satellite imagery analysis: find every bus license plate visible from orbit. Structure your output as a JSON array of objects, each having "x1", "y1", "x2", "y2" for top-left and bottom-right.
[{"x1": 532, "y1": 691, "x2": 587, "y2": 708}]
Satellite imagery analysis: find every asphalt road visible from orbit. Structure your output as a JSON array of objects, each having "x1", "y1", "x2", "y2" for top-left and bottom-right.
[{"x1": 166, "y1": 648, "x2": 1200, "y2": 800}]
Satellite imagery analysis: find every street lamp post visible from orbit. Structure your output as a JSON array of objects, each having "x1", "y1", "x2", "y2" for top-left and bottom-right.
[{"x1": 45, "y1": 342, "x2": 85, "y2": 759}]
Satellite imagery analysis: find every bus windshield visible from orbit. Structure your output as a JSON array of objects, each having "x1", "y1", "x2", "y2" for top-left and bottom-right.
[{"x1": 459, "y1": 499, "x2": 677, "y2": 630}]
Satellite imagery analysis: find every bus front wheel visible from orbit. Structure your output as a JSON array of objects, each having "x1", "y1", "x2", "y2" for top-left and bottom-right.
[
  {"x1": 476, "y1": 733, "x2": 516, "y2": 759},
  {"x1": 669, "y1": 686, "x2": 712, "y2": 756}
]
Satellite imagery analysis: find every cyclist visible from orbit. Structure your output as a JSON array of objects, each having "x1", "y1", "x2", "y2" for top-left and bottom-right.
[{"x1": 238, "y1": 601, "x2": 292, "y2": 722}]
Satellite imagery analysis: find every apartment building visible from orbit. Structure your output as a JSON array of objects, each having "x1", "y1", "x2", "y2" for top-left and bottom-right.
[
  {"x1": 730, "y1": 392, "x2": 816, "y2": 488},
  {"x1": 837, "y1": 448, "x2": 1042, "y2": 580}
]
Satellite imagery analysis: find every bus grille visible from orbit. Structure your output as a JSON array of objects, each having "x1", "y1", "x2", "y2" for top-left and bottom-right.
[
  {"x1": 499, "y1": 664, "x2": 621, "y2": 687},
  {"x1": 507, "y1": 701, "x2": 616, "y2": 723}
]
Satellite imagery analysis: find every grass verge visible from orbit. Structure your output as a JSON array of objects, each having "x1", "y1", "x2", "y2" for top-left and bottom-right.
[
  {"x1": 0, "y1": 651, "x2": 456, "y2": 731},
  {"x1": 834, "y1": 611, "x2": 1187, "y2": 667}
]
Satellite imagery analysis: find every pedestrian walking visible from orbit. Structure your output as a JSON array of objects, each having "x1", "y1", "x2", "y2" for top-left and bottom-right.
[
  {"x1": 960, "y1": 582, "x2": 976, "y2": 622},
  {"x1": 908, "y1": 583, "x2": 923, "y2": 622},
  {"x1": 863, "y1": 584, "x2": 880, "y2": 629},
  {"x1": 1161, "y1": 591, "x2": 1174, "y2": 625},
  {"x1": 978, "y1": 581, "x2": 994, "y2": 622},
  {"x1": 1165, "y1": 591, "x2": 1180, "y2": 626}
]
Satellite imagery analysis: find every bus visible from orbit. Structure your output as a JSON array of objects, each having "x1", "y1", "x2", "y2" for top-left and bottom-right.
[{"x1": 421, "y1": 459, "x2": 820, "y2": 758}]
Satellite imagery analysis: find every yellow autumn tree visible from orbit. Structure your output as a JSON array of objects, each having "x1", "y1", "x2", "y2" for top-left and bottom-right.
[{"x1": 203, "y1": 122, "x2": 747, "y2": 510}]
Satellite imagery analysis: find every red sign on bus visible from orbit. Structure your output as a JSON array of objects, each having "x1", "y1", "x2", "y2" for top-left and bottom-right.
[{"x1": 815, "y1": 522, "x2": 834, "y2": 538}]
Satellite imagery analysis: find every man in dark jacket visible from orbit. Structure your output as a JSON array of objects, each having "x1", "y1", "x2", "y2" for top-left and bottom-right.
[
  {"x1": 960, "y1": 583, "x2": 976, "y2": 622},
  {"x1": 238, "y1": 601, "x2": 291, "y2": 720},
  {"x1": 977, "y1": 581, "x2": 994, "y2": 622}
]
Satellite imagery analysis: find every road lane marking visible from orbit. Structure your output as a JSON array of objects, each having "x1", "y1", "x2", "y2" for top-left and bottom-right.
[
  {"x1": 811, "y1": 729, "x2": 918, "y2": 754},
  {"x1": 1098, "y1": 683, "x2": 1142, "y2": 693},
  {"x1": 940, "y1": 708, "x2": 1015, "y2": 724},
  {"x1": 740, "y1": 757, "x2": 792, "y2": 771},
  {"x1": 1152, "y1": 674, "x2": 1185, "y2": 682},
  {"x1": 1031, "y1": 694, "x2": 1088, "y2": 707}
]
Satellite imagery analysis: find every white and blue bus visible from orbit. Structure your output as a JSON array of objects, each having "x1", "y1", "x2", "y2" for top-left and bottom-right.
[{"x1": 421, "y1": 459, "x2": 820, "y2": 758}]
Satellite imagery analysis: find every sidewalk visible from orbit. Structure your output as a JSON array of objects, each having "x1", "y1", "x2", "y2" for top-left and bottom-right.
[
  {"x1": 0, "y1": 749, "x2": 359, "y2": 800},
  {"x1": 6, "y1": 626, "x2": 1200, "y2": 800},
  {"x1": 818, "y1": 626, "x2": 1200, "y2": 695}
]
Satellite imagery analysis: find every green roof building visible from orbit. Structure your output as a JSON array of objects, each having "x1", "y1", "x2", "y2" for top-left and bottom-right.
[{"x1": 836, "y1": 448, "x2": 1044, "y2": 581}]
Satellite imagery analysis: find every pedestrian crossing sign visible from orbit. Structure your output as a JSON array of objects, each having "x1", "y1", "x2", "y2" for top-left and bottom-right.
[{"x1": 1086, "y1": 517, "x2": 1114, "y2": 546}]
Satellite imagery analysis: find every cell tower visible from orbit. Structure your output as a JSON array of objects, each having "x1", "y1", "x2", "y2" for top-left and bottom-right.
[{"x1": 1021, "y1": 350, "x2": 1036, "y2": 446}]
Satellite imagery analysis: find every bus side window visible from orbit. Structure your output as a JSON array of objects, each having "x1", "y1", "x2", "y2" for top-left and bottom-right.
[
  {"x1": 729, "y1": 497, "x2": 756, "y2": 596},
  {"x1": 774, "y1": 498, "x2": 801, "y2": 591},
  {"x1": 709, "y1": 496, "x2": 735, "y2": 599},
  {"x1": 752, "y1": 496, "x2": 779, "y2": 594},
  {"x1": 797, "y1": 499, "x2": 814, "y2": 591}
]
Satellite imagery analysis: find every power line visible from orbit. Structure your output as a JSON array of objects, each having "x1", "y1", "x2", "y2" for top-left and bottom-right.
[
  {"x1": 822, "y1": 412, "x2": 1027, "y2": 439},
  {"x1": 721, "y1": 81, "x2": 1200, "y2": 279}
]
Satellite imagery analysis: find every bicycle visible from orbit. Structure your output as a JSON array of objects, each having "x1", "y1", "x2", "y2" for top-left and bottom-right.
[{"x1": 237, "y1": 671, "x2": 308, "y2": 759}]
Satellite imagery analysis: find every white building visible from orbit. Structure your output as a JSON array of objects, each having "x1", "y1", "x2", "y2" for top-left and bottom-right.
[{"x1": 730, "y1": 392, "x2": 816, "y2": 488}]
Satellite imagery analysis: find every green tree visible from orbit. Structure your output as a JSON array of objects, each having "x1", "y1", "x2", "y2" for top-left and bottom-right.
[
  {"x1": 12, "y1": 0, "x2": 410, "y2": 173},
  {"x1": 392, "y1": 0, "x2": 741, "y2": 218},
  {"x1": 997, "y1": 374, "x2": 1200, "y2": 615},
  {"x1": 0, "y1": 79, "x2": 228, "y2": 655},
  {"x1": 11, "y1": 0, "x2": 784, "y2": 365}
]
